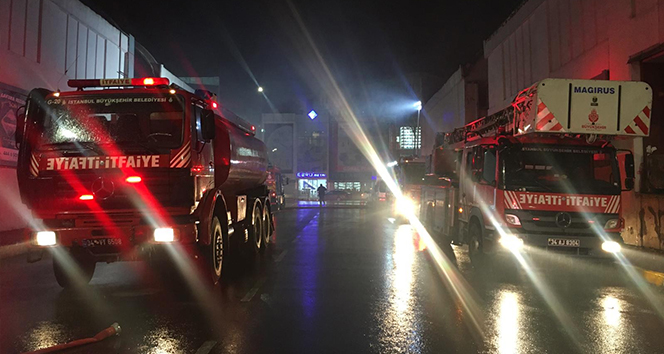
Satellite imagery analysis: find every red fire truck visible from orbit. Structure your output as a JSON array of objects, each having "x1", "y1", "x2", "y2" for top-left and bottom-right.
[
  {"x1": 420, "y1": 78, "x2": 651, "y2": 264},
  {"x1": 266, "y1": 165, "x2": 286, "y2": 210},
  {"x1": 15, "y1": 77, "x2": 274, "y2": 288},
  {"x1": 392, "y1": 156, "x2": 427, "y2": 218}
]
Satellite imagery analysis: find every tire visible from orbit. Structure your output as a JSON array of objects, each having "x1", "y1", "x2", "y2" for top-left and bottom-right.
[
  {"x1": 468, "y1": 221, "x2": 486, "y2": 268},
  {"x1": 208, "y1": 216, "x2": 226, "y2": 284},
  {"x1": 53, "y1": 249, "x2": 96, "y2": 289},
  {"x1": 261, "y1": 202, "x2": 272, "y2": 250},
  {"x1": 426, "y1": 207, "x2": 435, "y2": 235},
  {"x1": 248, "y1": 203, "x2": 263, "y2": 254}
]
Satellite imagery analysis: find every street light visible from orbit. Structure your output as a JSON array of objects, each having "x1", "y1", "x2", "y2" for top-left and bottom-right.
[
  {"x1": 414, "y1": 101, "x2": 422, "y2": 156},
  {"x1": 258, "y1": 86, "x2": 264, "y2": 93}
]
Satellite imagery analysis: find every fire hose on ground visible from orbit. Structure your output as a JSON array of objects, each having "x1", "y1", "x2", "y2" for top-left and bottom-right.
[{"x1": 22, "y1": 323, "x2": 121, "y2": 354}]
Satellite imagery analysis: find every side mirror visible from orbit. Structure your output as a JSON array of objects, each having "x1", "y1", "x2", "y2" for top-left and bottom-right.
[
  {"x1": 15, "y1": 106, "x2": 26, "y2": 145},
  {"x1": 472, "y1": 169, "x2": 482, "y2": 182},
  {"x1": 624, "y1": 178, "x2": 635, "y2": 191},
  {"x1": 200, "y1": 109, "x2": 215, "y2": 141},
  {"x1": 625, "y1": 153, "x2": 635, "y2": 179}
]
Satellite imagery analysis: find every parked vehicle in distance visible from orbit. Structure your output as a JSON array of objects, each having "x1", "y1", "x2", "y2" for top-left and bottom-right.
[{"x1": 327, "y1": 190, "x2": 352, "y2": 201}]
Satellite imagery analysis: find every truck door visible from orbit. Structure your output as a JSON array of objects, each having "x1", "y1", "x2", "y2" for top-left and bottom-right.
[
  {"x1": 464, "y1": 145, "x2": 497, "y2": 226},
  {"x1": 192, "y1": 104, "x2": 214, "y2": 202}
]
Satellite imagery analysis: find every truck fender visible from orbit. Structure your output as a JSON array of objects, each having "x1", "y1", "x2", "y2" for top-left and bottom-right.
[{"x1": 196, "y1": 189, "x2": 228, "y2": 246}]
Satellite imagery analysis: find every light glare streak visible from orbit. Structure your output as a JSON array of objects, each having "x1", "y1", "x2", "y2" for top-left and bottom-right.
[{"x1": 285, "y1": 0, "x2": 486, "y2": 338}]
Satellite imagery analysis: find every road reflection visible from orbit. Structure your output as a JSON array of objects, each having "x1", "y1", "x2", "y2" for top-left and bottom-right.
[
  {"x1": 22, "y1": 321, "x2": 68, "y2": 352},
  {"x1": 590, "y1": 292, "x2": 638, "y2": 353},
  {"x1": 144, "y1": 326, "x2": 186, "y2": 354},
  {"x1": 297, "y1": 209, "x2": 319, "y2": 320},
  {"x1": 377, "y1": 224, "x2": 423, "y2": 352},
  {"x1": 496, "y1": 291, "x2": 520, "y2": 354}
]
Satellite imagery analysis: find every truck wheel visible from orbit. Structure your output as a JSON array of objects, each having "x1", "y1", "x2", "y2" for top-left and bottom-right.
[
  {"x1": 53, "y1": 250, "x2": 96, "y2": 289},
  {"x1": 468, "y1": 221, "x2": 486, "y2": 268},
  {"x1": 262, "y1": 202, "x2": 272, "y2": 250},
  {"x1": 208, "y1": 216, "x2": 226, "y2": 284},
  {"x1": 426, "y1": 207, "x2": 435, "y2": 236},
  {"x1": 248, "y1": 203, "x2": 263, "y2": 254}
]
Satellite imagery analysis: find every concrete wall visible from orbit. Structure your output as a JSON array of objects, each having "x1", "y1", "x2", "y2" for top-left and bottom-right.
[
  {"x1": 0, "y1": 0, "x2": 133, "y2": 231},
  {"x1": 485, "y1": 0, "x2": 664, "y2": 112},
  {"x1": 421, "y1": 69, "x2": 465, "y2": 155},
  {"x1": 484, "y1": 0, "x2": 664, "y2": 249}
]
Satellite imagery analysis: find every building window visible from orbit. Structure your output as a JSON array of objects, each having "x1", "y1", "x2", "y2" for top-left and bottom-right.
[
  {"x1": 399, "y1": 126, "x2": 421, "y2": 150},
  {"x1": 333, "y1": 181, "x2": 361, "y2": 191}
]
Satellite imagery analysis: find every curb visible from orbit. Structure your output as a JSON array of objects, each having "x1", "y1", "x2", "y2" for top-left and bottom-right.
[{"x1": 635, "y1": 266, "x2": 664, "y2": 287}]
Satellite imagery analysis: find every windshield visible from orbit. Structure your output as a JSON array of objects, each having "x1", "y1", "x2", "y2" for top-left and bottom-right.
[
  {"x1": 399, "y1": 162, "x2": 426, "y2": 185},
  {"x1": 502, "y1": 145, "x2": 620, "y2": 194},
  {"x1": 37, "y1": 94, "x2": 184, "y2": 150}
]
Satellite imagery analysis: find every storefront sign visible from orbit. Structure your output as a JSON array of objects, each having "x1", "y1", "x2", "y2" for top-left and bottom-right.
[{"x1": 297, "y1": 172, "x2": 327, "y2": 178}]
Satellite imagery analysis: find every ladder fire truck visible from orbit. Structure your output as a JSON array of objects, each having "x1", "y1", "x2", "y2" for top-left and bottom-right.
[{"x1": 420, "y1": 78, "x2": 652, "y2": 264}]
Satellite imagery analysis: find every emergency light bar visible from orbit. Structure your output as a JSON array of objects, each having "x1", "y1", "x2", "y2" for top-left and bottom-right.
[{"x1": 67, "y1": 77, "x2": 170, "y2": 89}]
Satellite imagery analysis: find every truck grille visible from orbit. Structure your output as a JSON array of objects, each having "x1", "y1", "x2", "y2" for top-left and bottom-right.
[
  {"x1": 30, "y1": 170, "x2": 193, "y2": 211},
  {"x1": 511, "y1": 210, "x2": 617, "y2": 236},
  {"x1": 75, "y1": 212, "x2": 139, "y2": 228}
]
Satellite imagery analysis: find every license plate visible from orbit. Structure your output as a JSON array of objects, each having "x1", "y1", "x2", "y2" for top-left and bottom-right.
[
  {"x1": 81, "y1": 238, "x2": 123, "y2": 248},
  {"x1": 547, "y1": 238, "x2": 580, "y2": 247}
]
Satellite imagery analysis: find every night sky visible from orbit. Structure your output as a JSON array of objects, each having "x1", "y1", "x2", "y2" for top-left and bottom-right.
[{"x1": 82, "y1": 0, "x2": 523, "y2": 124}]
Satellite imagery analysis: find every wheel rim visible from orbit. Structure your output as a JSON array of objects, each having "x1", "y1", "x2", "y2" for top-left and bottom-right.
[
  {"x1": 214, "y1": 226, "x2": 223, "y2": 275},
  {"x1": 263, "y1": 209, "x2": 270, "y2": 244},
  {"x1": 254, "y1": 216, "x2": 262, "y2": 248}
]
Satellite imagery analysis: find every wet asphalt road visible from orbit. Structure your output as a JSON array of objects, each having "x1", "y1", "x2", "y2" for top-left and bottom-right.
[{"x1": 2, "y1": 207, "x2": 664, "y2": 353}]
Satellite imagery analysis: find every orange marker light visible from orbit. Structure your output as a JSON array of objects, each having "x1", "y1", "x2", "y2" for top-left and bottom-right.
[
  {"x1": 125, "y1": 176, "x2": 142, "y2": 183},
  {"x1": 79, "y1": 194, "x2": 94, "y2": 201}
]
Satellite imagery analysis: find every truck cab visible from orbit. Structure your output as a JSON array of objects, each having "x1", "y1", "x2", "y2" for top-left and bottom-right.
[
  {"x1": 15, "y1": 78, "x2": 273, "y2": 287},
  {"x1": 420, "y1": 78, "x2": 651, "y2": 264}
]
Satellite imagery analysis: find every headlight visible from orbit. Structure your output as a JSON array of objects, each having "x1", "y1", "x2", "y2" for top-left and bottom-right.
[
  {"x1": 395, "y1": 197, "x2": 416, "y2": 216},
  {"x1": 601, "y1": 241, "x2": 621, "y2": 253},
  {"x1": 36, "y1": 231, "x2": 57, "y2": 246},
  {"x1": 604, "y1": 219, "x2": 620, "y2": 230},
  {"x1": 154, "y1": 228, "x2": 175, "y2": 243},
  {"x1": 505, "y1": 214, "x2": 522, "y2": 226},
  {"x1": 499, "y1": 234, "x2": 524, "y2": 250}
]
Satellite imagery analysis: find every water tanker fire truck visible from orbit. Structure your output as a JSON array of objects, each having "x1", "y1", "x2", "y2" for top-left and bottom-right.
[
  {"x1": 15, "y1": 77, "x2": 274, "y2": 288},
  {"x1": 420, "y1": 78, "x2": 652, "y2": 264},
  {"x1": 266, "y1": 165, "x2": 286, "y2": 210}
]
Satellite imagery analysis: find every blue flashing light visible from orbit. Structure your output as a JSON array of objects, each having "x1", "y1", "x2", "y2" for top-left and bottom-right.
[{"x1": 308, "y1": 110, "x2": 318, "y2": 120}]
